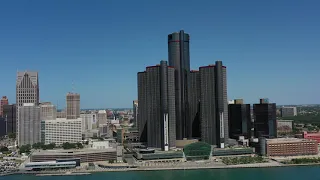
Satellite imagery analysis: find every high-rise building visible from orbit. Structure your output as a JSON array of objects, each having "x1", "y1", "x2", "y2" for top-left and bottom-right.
[
  {"x1": 40, "y1": 102, "x2": 57, "y2": 120},
  {"x1": 188, "y1": 70, "x2": 201, "y2": 138},
  {"x1": 168, "y1": 30, "x2": 190, "y2": 140},
  {"x1": 80, "y1": 113, "x2": 95, "y2": 132},
  {"x1": 137, "y1": 61, "x2": 176, "y2": 150},
  {"x1": 41, "y1": 118, "x2": 82, "y2": 145},
  {"x1": 199, "y1": 61, "x2": 228, "y2": 148},
  {"x1": 280, "y1": 107, "x2": 297, "y2": 117},
  {"x1": 0, "y1": 96, "x2": 9, "y2": 116},
  {"x1": 3, "y1": 104, "x2": 17, "y2": 134},
  {"x1": 18, "y1": 103, "x2": 41, "y2": 146},
  {"x1": 0, "y1": 117, "x2": 6, "y2": 137},
  {"x1": 66, "y1": 93, "x2": 80, "y2": 119},
  {"x1": 137, "y1": 72, "x2": 147, "y2": 143},
  {"x1": 16, "y1": 71, "x2": 39, "y2": 145},
  {"x1": 253, "y1": 99, "x2": 277, "y2": 138},
  {"x1": 97, "y1": 110, "x2": 107, "y2": 125},
  {"x1": 133, "y1": 100, "x2": 138, "y2": 127},
  {"x1": 228, "y1": 99, "x2": 252, "y2": 139}
]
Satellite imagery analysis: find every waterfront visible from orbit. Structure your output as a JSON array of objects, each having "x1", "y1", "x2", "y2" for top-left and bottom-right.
[{"x1": 1, "y1": 166, "x2": 320, "y2": 180}]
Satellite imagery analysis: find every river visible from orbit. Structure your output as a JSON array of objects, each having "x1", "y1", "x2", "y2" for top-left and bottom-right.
[{"x1": 1, "y1": 166, "x2": 319, "y2": 180}]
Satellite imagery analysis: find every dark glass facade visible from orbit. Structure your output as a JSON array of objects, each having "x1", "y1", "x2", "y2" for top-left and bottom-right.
[
  {"x1": 228, "y1": 104, "x2": 252, "y2": 139},
  {"x1": 137, "y1": 72, "x2": 147, "y2": 143},
  {"x1": 137, "y1": 61, "x2": 176, "y2": 150},
  {"x1": 168, "y1": 30, "x2": 190, "y2": 140},
  {"x1": 188, "y1": 71, "x2": 201, "y2": 138},
  {"x1": 199, "y1": 61, "x2": 228, "y2": 147},
  {"x1": 3, "y1": 104, "x2": 16, "y2": 134},
  {"x1": 253, "y1": 103, "x2": 277, "y2": 138}
]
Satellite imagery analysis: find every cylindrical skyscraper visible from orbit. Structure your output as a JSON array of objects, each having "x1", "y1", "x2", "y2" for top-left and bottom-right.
[{"x1": 168, "y1": 30, "x2": 190, "y2": 140}]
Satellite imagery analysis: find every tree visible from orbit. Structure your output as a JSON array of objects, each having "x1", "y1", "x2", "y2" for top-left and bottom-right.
[
  {"x1": 46, "y1": 143, "x2": 56, "y2": 149},
  {"x1": 76, "y1": 142, "x2": 83, "y2": 149},
  {"x1": 0, "y1": 146, "x2": 9, "y2": 153},
  {"x1": 8, "y1": 133, "x2": 16, "y2": 139},
  {"x1": 62, "y1": 142, "x2": 76, "y2": 149},
  {"x1": 19, "y1": 144, "x2": 31, "y2": 154},
  {"x1": 109, "y1": 159, "x2": 115, "y2": 164}
]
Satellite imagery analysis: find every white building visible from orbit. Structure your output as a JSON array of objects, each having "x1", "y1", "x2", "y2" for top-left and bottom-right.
[
  {"x1": 80, "y1": 113, "x2": 96, "y2": 132},
  {"x1": 18, "y1": 103, "x2": 41, "y2": 146},
  {"x1": 41, "y1": 118, "x2": 82, "y2": 145},
  {"x1": 91, "y1": 141, "x2": 110, "y2": 149},
  {"x1": 97, "y1": 110, "x2": 107, "y2": 125}
]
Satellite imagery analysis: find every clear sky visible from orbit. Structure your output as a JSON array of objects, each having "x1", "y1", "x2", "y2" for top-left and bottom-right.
[{"x1": 0, "y1": 0, "x2": 319, "y2": 108}]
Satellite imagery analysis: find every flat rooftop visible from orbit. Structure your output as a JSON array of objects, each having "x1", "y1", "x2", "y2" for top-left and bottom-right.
[
  {"x1": 32, "y1": 148, "x2": 116, "y2": 156},
  {"x1": 266, "y1": 138, "x2": 316, "y2": 143}
]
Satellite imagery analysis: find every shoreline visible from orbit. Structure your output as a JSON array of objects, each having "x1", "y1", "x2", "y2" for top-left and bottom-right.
[{"x1": 2, "y1": 162, "x2": 320, "y2": 176}]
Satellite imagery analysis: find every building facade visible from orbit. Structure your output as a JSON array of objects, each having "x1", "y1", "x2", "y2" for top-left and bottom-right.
[
  {"x1": 228, "y1": 100, "x2": 252, "y2": 139},
  {"x1": 2, "y1": 104, "x2": 16, "y2": 134},
  {"x1": 137, "y1": 72, "x2": 147, "y2": 143},
  {"x1": 66, "y1": 93, "x2": 80, "y2": 119},
  {"x1": 168, "y1": 30, "x2": 190, "y2": 140},
  {"x1": 97, "y1": 110, "x2": 107, "y2": 125},
  {"x1": 80, "y1": 113, "x2": 95, "y2": 133},
  {"x1": 18, "y1": 103, "x2": 41, "y2": 146},
  {"x1": 264, "y1": 138, "x2": 318, "y2": 156},
  {"x1": 280, "y1": 107, "x2": 297, "y2": 117},
  {"x1": 0, "y1": 96, "x2": 9, "y2": 116},
  {"x1": 16, "y1": 71, "x2": 39, "y2": 145},
  {"x1": 40, "y1": 102, "x2": 57, "y2": 120},
  {"x1": 133, "y1": 100, "x2": 138, "y2": 127},
  {"x1": 253, "y1": 99, "x2": 277, "y2": 138},
  {"x1": 277, "y1": 120, "x2": 293, "y2": 134},
  {"x1": 188, "y1": 70, "x2": 201, "y2": 138},
  {"x1": 41, "y1": 118, "x2": 82, "y2": 145},
  {"x1": 199, "y1": 61, "x2": 228, "y2": 148}
]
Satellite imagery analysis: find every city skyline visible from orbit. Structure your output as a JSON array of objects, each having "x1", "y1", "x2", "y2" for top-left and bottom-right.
[{"x1": 1, "y1": 1, "x2": 320, "y2": 108}]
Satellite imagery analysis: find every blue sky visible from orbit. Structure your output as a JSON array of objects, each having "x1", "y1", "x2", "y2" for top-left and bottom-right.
[{"x1": 0, "y1": 0, "x2": 319, "y2": 108}]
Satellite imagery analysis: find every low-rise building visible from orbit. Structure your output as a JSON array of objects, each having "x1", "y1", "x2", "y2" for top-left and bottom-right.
[
  {"x1": 303, "y1": 131, "x2": 320, "y2": 143},
  {"x1": 41, "y1": 118, "x2": 82, "y2": 145},
  {"x1": 261, "y1": 138, "x2": 318, "y2": 156},
  {"x1": 277, "y1": 120, "x2": 294, "y2": 134}
]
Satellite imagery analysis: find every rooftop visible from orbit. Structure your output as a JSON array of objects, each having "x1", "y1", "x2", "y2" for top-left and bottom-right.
[{"x1": 32, "y1": 147, "x2": 116, "y2": 156}]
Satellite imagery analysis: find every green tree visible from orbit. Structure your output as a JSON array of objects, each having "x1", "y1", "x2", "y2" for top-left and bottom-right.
[
  {"x1": 76, "y1": 142, "x2": 83, "y2": 149},
  {"x1": 19, "y1": 144, "x2": 31, "y2": 154},
  {"x1": 0, "y1": 146, "x2": 9, "y2": 153},
  {"x1": 108, "y1": 159, "x2": 115, "y2": 163},
  {"x1": 8, "y1": 133, "x2": 16, "y2": 139},
  {"x1": 62, "y1": 142, "x2": 76, "y2": 149}
]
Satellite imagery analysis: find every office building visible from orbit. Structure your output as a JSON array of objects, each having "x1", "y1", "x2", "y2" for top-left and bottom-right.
[
  {"x1": 40, "y1": 102, "x2": 57, "y2": 120},
  {"x1": 280, "y1": 107, "x2": 297, "y2": 117},
  {"x1": 80, "y1": 113, "x2": 96, "y2": 132},
  {"x1": 137, "y1": 72, "x2": 147, "y2": 143},
  {"x1": 66, "y1": 93, "x2": 80, "y2": 119},
  {"x1": 133, "y1": 100, "x2": 138, "y2": 127},
  {"x1": 137, "y1": 60, "x2": 176, "y2": 150},
  {"x1": 277, "y1": 120, "x2": 293, "y2": 134},
  {"x1": 199, "y1": 61, "x2": 228, "y2": 148},
  {"x1": 41, "y1": 118, "x2": 82, "y2": 145},
  {"x1": 228, "y1": 99, "x2": 252, "y2": 139},
  {"x1": 16, "y1": 71, "x2": 39, "y2": 144},
  {"x1": 253, "y1": 99, "x2": 277, "y2": 138},
  {"x1": 18, "y1": 103, "x2": 41, "y2": 146},
  {"x1": 57, "y1": 110, "x2": 66, "y2": 118},
  {"x1": 97, "y1": 110, "x2": 107, "y2": 125},
  {"x1": 168, "y1": 30, "x2": 190, "y2": 140},
  {"x1": 0, "y1": 117, "x2": 6, "y2": 137},
  {"x1": 0, "y1": 96, "x2": 9, "y2": 116},
  {"x1": 261, "y1": 138, "x2": 318, "y2": 156},
  {"x1": 188, "y1": 70, "x2": 201, "y2": 138},
  {"x1": 2, "y1": 104, "x2": 16, "y2": 134}
]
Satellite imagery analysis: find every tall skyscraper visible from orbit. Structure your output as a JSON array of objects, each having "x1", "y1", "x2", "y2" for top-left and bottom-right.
[
  {"x1": 137, "y1": 61, "x2": 176, "y2": 150},
  {"x1": 137, "y1": 72, "x2": 147, "y2": 143},
  {"x1": 253, "y1": 99, "x2": 277, "y2": 138},
  {"x1": 228, "y1": 99, "x2": 252, "y2": 139},
  {"x1": 168, "y1": 30, "x2": 190, "y2": 140},
  {"x1": 0, "y1": 96, "x2": 9, "y2": 116},
  {"x1": 188, "y1": 70, "x2": 201, "y2": 138},
  {"x1": 199, "y1": 61, "x2": 228, "y2": 148},
  {"x1": 66, "y1": 92, "x2": 80, "y2": 119},
  {"x1": 16, "y1": 71, "x2": 39, "y2": 145},
  {"x1": 3, "y1": 104, "x2": 17, "y2": 134},
  {"x1": 18, "y1": 103, "x2": 41, "y2": 146},
  {"x1": 40, "y1": 102, "x2": 57, "y2": 120},
  {"x1": 133, "y1": 100, "x2": 138, "y2": 127}
]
